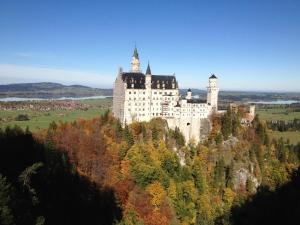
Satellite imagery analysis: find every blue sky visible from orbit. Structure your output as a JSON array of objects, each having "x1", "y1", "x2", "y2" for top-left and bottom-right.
[{"x1": 0, "y1": 0, "x2": 299, "y2": 91}]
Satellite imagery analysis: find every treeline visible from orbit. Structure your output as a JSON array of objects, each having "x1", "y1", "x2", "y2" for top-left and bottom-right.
[
  {"x1": 267, "y1": 118, "x2": 300, "y2": 132},
  {"x1": 1, "y1": 109, "x2": 300, "y2": 225}
]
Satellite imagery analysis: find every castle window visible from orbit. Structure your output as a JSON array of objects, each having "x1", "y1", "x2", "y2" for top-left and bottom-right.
[
  {"x1": 129, "y1": 91, "x2": 131, "y2": 94},
  {"x1": 134, "y1": 91, "x2": 136, "y2": 94},
  {"x1": 143, "y1": 92, "x2": 145, "y2": 94},
  {"x1": 159, "y1": 92, "x2": 162, "y2": 94},
  {"x1": 154, "y1": 92, "x2": 157, "y2": 94}
]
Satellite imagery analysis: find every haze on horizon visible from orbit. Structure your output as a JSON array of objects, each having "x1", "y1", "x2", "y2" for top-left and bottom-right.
[{"x1": 0, "y1": 0, "x2": 299, "y2": 92}]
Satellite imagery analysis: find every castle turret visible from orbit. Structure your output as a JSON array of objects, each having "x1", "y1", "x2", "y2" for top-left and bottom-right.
[
  {"x1": 131, "y1": 46, "x2": 140, "y2": 72},
  {"x1": 249, "y1": 105, "x2": 255, "y2": 117},
  {"x1": 186, "y1": 88, "x2": 192, "y2": 100},
  {"x1": 207, "y1": 74, "x2": 219, "y2": 111},
  {"x1": 145, "y1": 62, "x2": 152, "y2": 89}
]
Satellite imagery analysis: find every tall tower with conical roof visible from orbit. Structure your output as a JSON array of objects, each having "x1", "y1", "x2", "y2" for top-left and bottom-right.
[
  {"x1": 131, "y1": 46, "x2": 140, "y2": 72},
  {"x1": 145, "y1": 61, "x2": 152, "y2": 89},
  {"x1": 207, "y1": 74, "x2": 219, "y2": 111}
]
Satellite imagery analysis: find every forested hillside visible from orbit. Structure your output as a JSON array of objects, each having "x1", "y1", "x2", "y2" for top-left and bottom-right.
[
  {"x1": 0, "y1": 82, "x2": 111, "y2": 98},
  {"x1": 1, "y1": 109, "x2": 300, "y2": 225}
]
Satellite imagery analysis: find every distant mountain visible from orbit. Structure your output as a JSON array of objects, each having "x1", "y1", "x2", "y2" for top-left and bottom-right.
[
  {"x1": 0, "y1": 82, "x2": 113, "y2": 98},
  {"x1": 1, "y1": 82, "x2": 299, "y2": 101}
]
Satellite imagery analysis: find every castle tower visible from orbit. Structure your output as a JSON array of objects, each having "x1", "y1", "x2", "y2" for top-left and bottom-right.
[
  {"x1": 186, "y1": 88, "x2": 192, "y2": 100},
  {"x1": 207, "y1": 74, "x2": 219, "y2": 111},
  {"x1": 145, "y1": 62, "x2": 152, "y2": 89},
  {"x1": 249, "y1": 105, "x2": 255, "y2": 117},
  {"x1": 131, "y1": 46, "x2": 140, "y2": 72}
]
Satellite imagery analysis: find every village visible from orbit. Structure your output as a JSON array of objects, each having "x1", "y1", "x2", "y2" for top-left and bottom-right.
[{"x1": 0, "y1": 100, "x2": 91, "y2": 112}]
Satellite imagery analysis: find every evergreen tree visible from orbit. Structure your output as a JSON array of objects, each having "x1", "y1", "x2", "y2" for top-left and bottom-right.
[
  {"x1": 221, "y1": 108, "x2": 232, "y2": 140},
  {"x1": 0, "y1": 175, "x2": 15, "y2": 225},
  {"x1": 123, "y1": 125, "x2": 134, "y2": 147},
  {"x1": 225, "y1": 162, "x2": 234, "y2": 189}
]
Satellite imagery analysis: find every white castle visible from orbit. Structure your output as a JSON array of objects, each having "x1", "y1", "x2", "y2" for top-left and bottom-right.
[{"x1": 113, "y1": 47, "x2": 219, "y2": 143}]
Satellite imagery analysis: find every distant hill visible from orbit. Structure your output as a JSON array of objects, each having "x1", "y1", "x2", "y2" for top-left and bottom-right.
[
  {"x1": 0, "y1": 82, "x2": 112, "y2": 98},
  {"x1": 1, "y1": 82, "x2": 299, "y2": 101}
]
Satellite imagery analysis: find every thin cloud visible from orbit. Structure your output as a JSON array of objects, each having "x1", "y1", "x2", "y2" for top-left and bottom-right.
[{"x1": 0, "y1": 64, "x2": 113, "y2": 88}]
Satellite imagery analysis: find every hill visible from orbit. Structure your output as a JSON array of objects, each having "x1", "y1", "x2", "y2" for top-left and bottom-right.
[
  {"x1": 0, "y1": 82, "x2": 112, "y2": 98},
  {"x1": 0, "y1": 110, "x2": 299, "y2": 225},
  {"x1": 1, "y1": 82, "x2": 300, "y2": 102}
]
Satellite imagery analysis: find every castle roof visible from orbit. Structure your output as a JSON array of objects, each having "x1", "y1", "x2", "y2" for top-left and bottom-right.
[
  {"x1": 133, "y1": 46, "x2": 139, "y2": 59},
  {"x1": 121, "y1": 72, "x2": 177, "y2": 89},
  {"x1": 187, "y1": 99, "x2": 207, "y2": 104},
  {"x1": 209, "y1": 74, "x2": 217, "y2": 79},
  {"x1": 151, "y1": 75, "x2": 177, "y2": 89},
  {"x1": 146, "y1": 62, "x2": 151, "y2": 75},
  {"x1": 122, "y1": 72, "x2": 145, "y2": 89}
]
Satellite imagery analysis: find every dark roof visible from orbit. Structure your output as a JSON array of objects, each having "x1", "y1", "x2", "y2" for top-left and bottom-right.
[
  {"x1": 133, "y1": 47, "x2": 139, "y2": 59},
  {"x1": 122, "y1": 72, "x2": 145, "y2": 89},
  {"x1": 121, "y1": 72, "x2": 178, "y2": 89},
  {"x1": 151, "y1": 75, "x2": 178, "y2": 89},
  {"x1": 187, "y1": 99, "x2": 207, "y2": 104},
  {"x1": 209, "y1": 74, "x2": 217, "y2": 79},
  {"x1": 187, "y1": 88, "x2": 191, "y2": 92},
  {"x1": 146, "y1": 63, "x2": 151, "y2": 75}
]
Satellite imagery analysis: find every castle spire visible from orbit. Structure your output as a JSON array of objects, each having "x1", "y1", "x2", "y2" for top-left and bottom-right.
[
  {"x1": 133, "y1": 45, "x2": 139, "y2": 59},
  {"x1": 131, "y1": 46, "x2": 140, "y2": 72},
  {"x1": 146, "y1": 61, "x2": 151, "y2": 75}
]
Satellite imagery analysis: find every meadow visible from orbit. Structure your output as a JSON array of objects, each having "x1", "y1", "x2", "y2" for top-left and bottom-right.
[
  {"x1": 0, "y1": 98, "x2": 112, "y2": 132},
  {"x1": 256, "y1": 107, "x2": 300, "y2": 121},
  {"x1": 256, "y1": 105, "x2": 300, "y2": 144},
  {"x1": 1, "y1": 99, "x2": 300, "y2": 145}
]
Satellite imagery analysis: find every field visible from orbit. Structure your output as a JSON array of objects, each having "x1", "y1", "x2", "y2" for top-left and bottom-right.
[
  {"x1": 0, "y1": 99, "x2": 112, "y2": 132},
  {"x1": 269, "y1": 131, "x2": 300, "y2": 145},
  {"x1": 256, "y1": 105, "x2": 300, "y2": 144},
  {"x1": 256, "y1": 107, "x2": 300, "y2": 121}
]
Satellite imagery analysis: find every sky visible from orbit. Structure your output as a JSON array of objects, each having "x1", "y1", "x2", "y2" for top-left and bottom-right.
[{"x1": 0, "y1": 0, "x2": 300, "y2": 91}]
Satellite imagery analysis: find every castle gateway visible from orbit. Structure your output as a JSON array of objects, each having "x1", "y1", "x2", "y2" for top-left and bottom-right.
[{"x1": 113, "y1": 47, "x2": 219, "y2": 143}]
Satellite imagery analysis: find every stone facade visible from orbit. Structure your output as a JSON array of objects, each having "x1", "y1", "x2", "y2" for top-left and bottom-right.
[{"x1": 112, "y1": 48, "x2": 220, "y2": 143}]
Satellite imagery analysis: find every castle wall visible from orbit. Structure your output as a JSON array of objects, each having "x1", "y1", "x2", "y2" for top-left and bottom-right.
[{"x1": 113, "y1": 74, "x2": 126, "y2": 124}]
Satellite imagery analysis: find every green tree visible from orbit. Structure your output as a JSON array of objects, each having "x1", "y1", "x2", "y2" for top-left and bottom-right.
[
  {"x1": 123, "y1": 125, "x2": 134, "y2": 147},
  {"x1": 0, "y1": 175, "x2": 15, "y2": 225},
  {"x1": 214, "y1": 158, "x2": 226, "y2": 189},
  {"x1": 225, "y1": 162, "x2": 234, "y2": 189},
  {"x1": 221, "y1": 108, "x2": 232, "y2": 140}
]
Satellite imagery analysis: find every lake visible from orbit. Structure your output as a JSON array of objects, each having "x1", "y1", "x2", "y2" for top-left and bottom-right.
[{"x1": 0, "y1": 96, "x2": 112, "y2": 102}]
